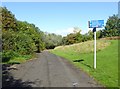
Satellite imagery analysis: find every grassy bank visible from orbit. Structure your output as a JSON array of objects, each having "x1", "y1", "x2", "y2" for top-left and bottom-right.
[
  {"x1": 2, "y1": 51, "x2": 35, "y2": 64},
  {"x1": 51, "y1": 40, "x2": 118, "y2": 87}
]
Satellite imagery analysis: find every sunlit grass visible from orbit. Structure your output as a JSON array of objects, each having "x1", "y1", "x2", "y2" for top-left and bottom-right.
[
  {"x1": 54, "y1": 40, "x2": 110, "y2": 54},
  {"x1": 7, "y1": 55, "x2": 32, "y2": 64},
  {"x1": 51, "y1": 40, "x2": 118, "y2": 87},
  {"x1": 2, "y1": 53, "x2": 34, "y2": 64}
]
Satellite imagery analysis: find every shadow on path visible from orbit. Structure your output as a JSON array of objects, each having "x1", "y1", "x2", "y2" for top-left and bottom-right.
[{"x1": 2, "y1": 64, "x2": 34, "y2": 88}]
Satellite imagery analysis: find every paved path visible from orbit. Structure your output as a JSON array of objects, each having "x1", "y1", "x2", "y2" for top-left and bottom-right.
[{"x1": 4, "y1": 51, "x2": 102, "y2": 87}]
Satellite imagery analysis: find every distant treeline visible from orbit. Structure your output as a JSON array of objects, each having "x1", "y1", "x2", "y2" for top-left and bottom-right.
[
  {"x1": 1, "y1": 7, "x2": 120, "y2": 63},
  {"x1": 62, "y1": 15, "x2": 120, "y2": 45}
]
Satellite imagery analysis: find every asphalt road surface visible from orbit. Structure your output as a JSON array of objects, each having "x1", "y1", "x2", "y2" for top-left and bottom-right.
[{"x1": 3, "y1": 51, "x2": 103, "y2": 87}]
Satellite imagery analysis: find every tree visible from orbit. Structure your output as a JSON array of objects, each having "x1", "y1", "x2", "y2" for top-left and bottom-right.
[
  {"x1": 87, "y1": 30, "x2": 93, "y2": 40},
  {"x1": 62, "y1": 27, "x2": 83, "y2": 45},
  {"x1": 103, "y1": 14, "x2": 120, "y2": 37},
  {"x1": 42, "y1": 33, "x2": 63, "y2": 49},
  {"x1": 16, "y1": 21, "x2": 45, "y2": 52},
  {"x1": 2, "y1": 7, "x2": 17, "y2": 31},
  {"x1": 2, "y1": 7, "x2": 46, "y2": 63}
]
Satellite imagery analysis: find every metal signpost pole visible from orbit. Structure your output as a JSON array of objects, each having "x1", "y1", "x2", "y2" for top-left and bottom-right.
[
  {"x1": 89, "y1": 20, "x2": 104, "y2": 69},
  {"x1": 93, "y1": 27, "x2": 96, "y2": 69}
]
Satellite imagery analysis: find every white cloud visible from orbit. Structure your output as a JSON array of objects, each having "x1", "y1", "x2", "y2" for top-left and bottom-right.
[
  {"x1": 54, "y1": 27, "x2": 75, "y2": 36},
  {"x1": 53, "y1": 27, "x2": 104, "y2": 36},
  {"x1": 53, "y1": 27, "x2": 92, "y2": 36},
  {"x1": 81, "y1": 29, "x2": 88, "y2": 34}
]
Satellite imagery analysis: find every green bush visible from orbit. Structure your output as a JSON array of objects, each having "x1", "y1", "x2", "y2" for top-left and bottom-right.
[{"x1": 2, "y1": 50, "x2": 19, "y2": 62}]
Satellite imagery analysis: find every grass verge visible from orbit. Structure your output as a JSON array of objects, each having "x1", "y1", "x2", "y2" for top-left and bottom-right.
[
  {"x1": 2, "y1": 51, "x2": 36, "y2": 64},
  {"x1": 51, "y1": 40, "x2": 118, "y2": 87}
]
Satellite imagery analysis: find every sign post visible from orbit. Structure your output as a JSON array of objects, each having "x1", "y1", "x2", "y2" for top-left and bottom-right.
[
  {"x1": 93, "y1": 27, "x2": 96, "y2": 69},
  {"x1": 88, "y1": 20, "x2": 104, "y2": 69}
]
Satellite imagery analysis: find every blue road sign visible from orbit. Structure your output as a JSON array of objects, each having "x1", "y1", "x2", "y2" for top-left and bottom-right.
[{"x1": 88, "y1": 20, "x2": 104, "y2": 28}]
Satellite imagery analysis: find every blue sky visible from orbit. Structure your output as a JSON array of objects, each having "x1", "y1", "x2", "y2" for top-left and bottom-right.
[{"x1": 2, "y1": 2, "x2": 118, "y2": 36}]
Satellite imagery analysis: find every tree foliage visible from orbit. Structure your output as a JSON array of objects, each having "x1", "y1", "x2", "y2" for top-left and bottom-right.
[
  {"x1": 102, "y1": 14, "x2": 120, "y2": 37},
  {"x1": 2, "y1": 7, "x2": 17, "y2": 31},
  {"x1": 1, "y1": 7, "x2": 46, "y2": 62},
  {"x1": 62, "y1": 28, "x2": 93, "y2": 45},
  {"x1": 2, "y1": 7, "x2": 63, "y2": 62},
  {"x1": 42, "y1": 32, "x2": 62, "y2": 49}
]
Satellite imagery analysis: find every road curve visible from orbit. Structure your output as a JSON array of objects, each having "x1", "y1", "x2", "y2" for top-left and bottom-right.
[{"x1": 3, "y1": 51, "x2": 103, "y2": 87}]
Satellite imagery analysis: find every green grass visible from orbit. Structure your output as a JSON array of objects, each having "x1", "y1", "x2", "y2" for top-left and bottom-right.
[
  {"x1": 7, "y1": 55, "x2": 33, "y2": 64},
  {"x1": 2, "y1": 52, "x2": 35, "y2": 64},
  {"x1": 51, "y1": 40, "x2": 118, "y2": 87}
]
